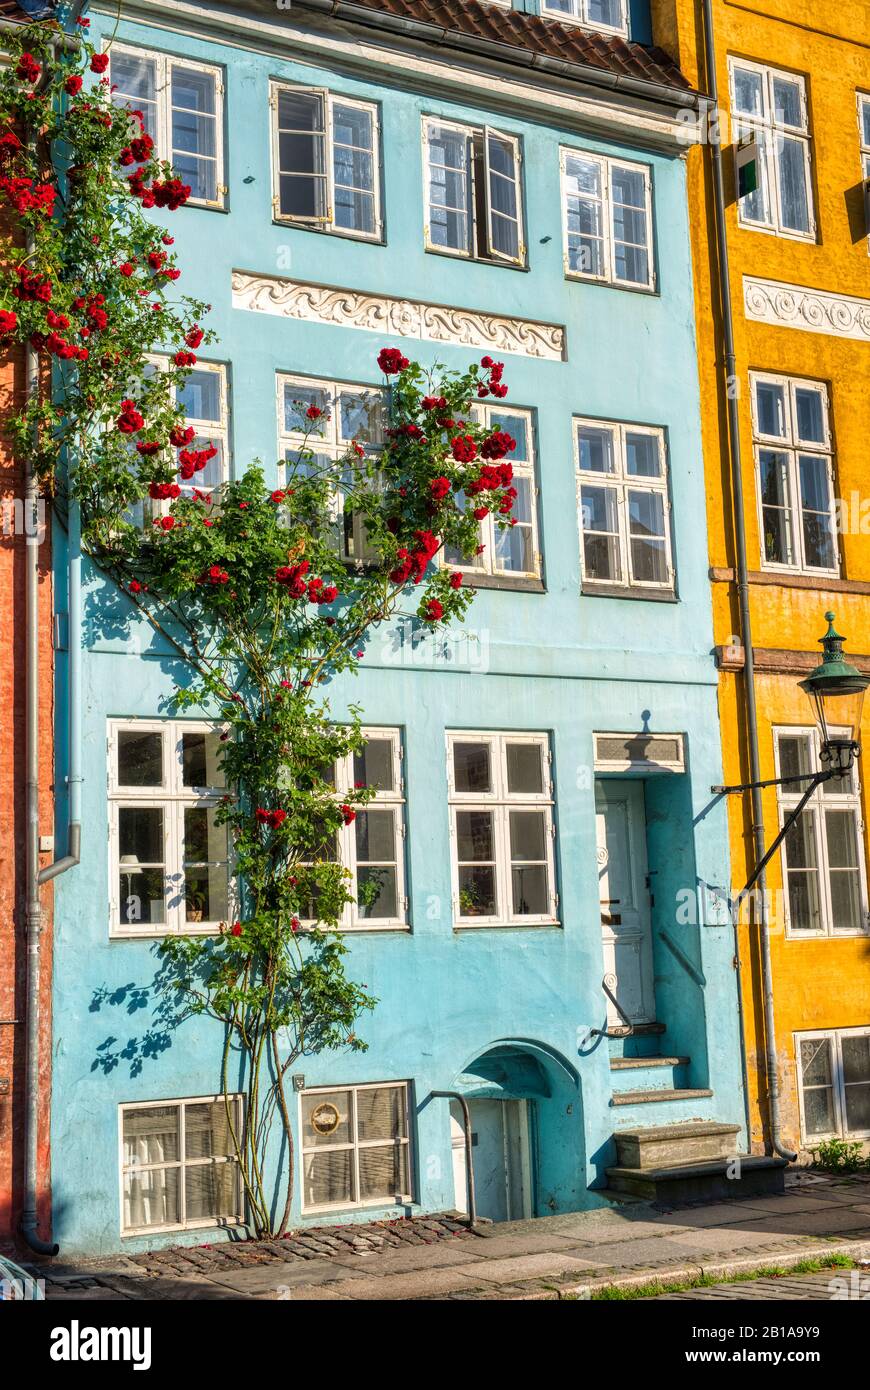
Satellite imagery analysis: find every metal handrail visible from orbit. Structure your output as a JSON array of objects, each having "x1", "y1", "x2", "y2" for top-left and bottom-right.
[{"x1": 585, "y1": 979, "x2": 634, "y2": 1041}]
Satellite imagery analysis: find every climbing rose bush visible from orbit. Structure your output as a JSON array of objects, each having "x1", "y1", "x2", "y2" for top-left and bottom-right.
[{"x1": 0, "y1": 21, "x2": 519, "y2": 1235}]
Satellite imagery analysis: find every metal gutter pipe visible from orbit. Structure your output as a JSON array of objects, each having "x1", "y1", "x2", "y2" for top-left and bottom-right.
[
  {"x1": 19, "y1": 0, "x2": 86, "y2": 1256},
  {"x1": 700, "y1": 0, "x2": 796, "y2": 1162}
]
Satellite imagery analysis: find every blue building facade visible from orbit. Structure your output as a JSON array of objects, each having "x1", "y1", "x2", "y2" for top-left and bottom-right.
[{"x1": 48, "y1": 0, "x2": 747, "y2": 1255}]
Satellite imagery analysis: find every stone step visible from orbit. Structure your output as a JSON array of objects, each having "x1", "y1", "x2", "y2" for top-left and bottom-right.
[
  {"x1": 614, "y1": 1120, "x2": 741, "y2": 1170},
  {"x1": 606, "y1": 1154, "x2": 788, "y2": 1203},
  {"x1": 611, "y1": 1087, "x2": 713, "y2": 1107},
  {"x1": 610, "y1": 1056, "x2": 691, "y2": 1094}
]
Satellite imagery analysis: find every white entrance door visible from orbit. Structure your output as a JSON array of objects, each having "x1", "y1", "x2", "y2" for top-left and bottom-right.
[
  {"x1": 450, "y1": 1099, "x2": 532, "y2": 1223},
  {"x1": 595, "y1": 780, "x2": 655, "y2": 1026}
]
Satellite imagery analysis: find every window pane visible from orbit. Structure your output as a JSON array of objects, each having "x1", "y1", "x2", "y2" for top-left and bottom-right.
[
  {"x1": 755, "y1": 381, "x2": 787, "y2": 438},
  {"x1": 577, "y1": 425, "x2": 615, "y2": 474},
  {"x1": 794, "y1": 387, "x2": 826, "y2": 444},
  {"x1": 733, "y1": 67, "x2": 764, "y2": 117},
  {"x1": 825, "y1": 810, "x2": 862, "y2": 932},
  {"x1": 358, "y1": 1144, "x2": 408, "y2": 1201},
  {"x1": 564, "y1": 154, "x2": 604, "y2": 277},
  {"x1": 456, "y1": 810, "x2": 494, "y2": 862},
  {"x1": 800, "y1": 1038, "x2": 835, "y2": 1137},
  {"x1": 776, "y1": 135, "x2": 810, "y2": 233},
  {"x1": 111, "y1": 52, "x2": 157, "y2": 104},
  {"x1": 588, "y1": 0, "x2": 622, "y2": 26},
  {"x1": 862, "y1": 101, "x2": 870, "y2": 149},
  {"x1": 580, "y1": 485, "x2": 621, "y2": 582},
  {"x1": 178, "y1": 370, "x2": 221, "y2": 423},
  {"x1": 182, "y1": 730, "x2": 225, "y2": 787},
  {"x1": 284, "y1": 382, "x2": 330, "y2": 434},
  {"x1": 798, "y1": 455, "x2": 835, "y2": 570},
  {"x1": 186, "y1": 1101, "x2": 236, "y2": 1159},
  {"x1": 758, "y1": 450, "x2": 794, "y2": 565},
  {"x1": 277, "y1": 89, "x2": 328, "y2": 219},
  {"x1": 185, "y1": 1162, "x2": 238, "y2": 1221},
  {"x1": 123, "y1": 1166, "x2": 179, "y2": 1230},
  {"x1": 119, "y1": 808, "x2": 165, "y2": 926},
  {"x1": 357, "y1": 865, "x2": 398, "y2": 919},
  {"x1": 332, "y1": 102, "x2": 375, "y2": 235},
  {"x1": 458, "y1": 864, "x2": 496, "y2": 917},
  {"x1": 487, "y1": 133, "x2": 520, "y2": 260},
  {"x1": 118, "y1": 730, "x2": 163, "y2": 787},
  {"x1": 184, "y1": 865, "x2": 228, "y2": 925},
  {"x1": 356, "y1": 1086, "x2": 405, "y2": 1141},
  {"x1": 772, "y1": 76, "x2": 803, "y2": 129},
  {"x1": 628, "y1": 490, "x2": 668, "y2": 584},
  {"x1": 453, "y1": 742, "x2": 492, "y2": 793},
  {"x1": 124, "y1": 1105, "x2": 179, "y2": 1164},
  {"x1": 171, "y1": 67, "x2": 217, "y2": 202},
  {"x1": 611, "y1": 165, "x2": 648, "y2": 283},
  {"x1": 625, "y1": 433, "x2": 661, "y2": 478},
  {"x1": 355, "y1": 808, "x2": 396, "y2": 863},
  {"x1": 303, "y1": 1090, "x2": 352, "y2": 1147},
  {"x1": 506, "y1": 742, "x2": 544, "y2": 795},
  {"x1": 784, "y1": 810, "x2": 822, "y2": 931},
  {"x1": 353, "y1": 738, "x2": 394, "y2": 791},
  {"x1": 509, "y1": 810, "x2": 546, "y2": 861},
  {"x1": 427, "y1": 125, "x2": 472, "y2": 253},
  {"x1": 842, "y1": 1035, "x2": 870, "y2": 1085},
  {"x1": 778, "y1": 734, "x2": 812, "y2": 782},
  {"x1": 338, "y1": 390, "x2": 382, "y2": 445},
  {"x1": 304, "y1": 1150, "x2": 353, "y2": 1206}
]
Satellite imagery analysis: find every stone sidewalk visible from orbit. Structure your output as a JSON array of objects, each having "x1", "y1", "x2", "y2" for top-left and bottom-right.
[{"x1": 24, "y1": 1170, "x2": 870, "y2": 1301}]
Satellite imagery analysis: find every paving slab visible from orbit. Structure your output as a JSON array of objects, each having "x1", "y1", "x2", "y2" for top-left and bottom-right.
[
  {"x1": 725, "y1": 1194, "x2": 850, "y2": 1215},
  {"x1": 460, "y1": 1231, "x2": 595, "y2": 1259},
  {"x1": 209, "y1": 1260, "x2": 364, "y2": 1294},
  {"x1": 322, "y1": 1267, "x2": 484, "y2": 1300},
  {"x1": 452, "y1": 1252, "x2": 596, "y2": 1286},
  {"x1": 718, "y1": 1209, "x2": 870, "y2": 1238},
  {"x1": 559, "y1": 1236, "x2": 705, "y2": 1270},
  {"x1": 324, "y1": 1242, "x2": 486, "y2": 1277},
  {"x1": 649, "y1": 1202, "x2": 773, "y2": 1230},
  {"x1": 96, "y1": 1273, "x2": 244, "y2": 1301}
]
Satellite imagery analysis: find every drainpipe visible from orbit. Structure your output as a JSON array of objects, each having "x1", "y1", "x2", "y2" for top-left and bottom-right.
[
  {"x1": 20, "y1": 1, "x2": 87, "y2": 1256},
  {"x1": 699, "y1": 0, "x2": 796, "y2": 1162},
  {"x1": 430, "y1": 1091, "x2": 477, "y2": 1227}
]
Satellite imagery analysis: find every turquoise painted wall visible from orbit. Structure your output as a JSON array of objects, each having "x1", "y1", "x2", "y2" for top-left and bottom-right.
[{"x1": 49, "y1": 5, "x2": 743, "y2": 1254}]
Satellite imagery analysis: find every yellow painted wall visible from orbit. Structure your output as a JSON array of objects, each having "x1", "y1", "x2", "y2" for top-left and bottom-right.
[{"x1": 653, "y1": 0, "x2": 870, "y2": 1154}]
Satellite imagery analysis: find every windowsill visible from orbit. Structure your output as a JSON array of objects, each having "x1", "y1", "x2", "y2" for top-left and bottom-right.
[
  {"x1": 110, "y1": 926, "x2": 222, "y2": 940},
  {"x1": 786, "y1": 930, "x2": 870, "y2": 941},
  {"x1": 737, "y1": 218, "x2": 817, "y2": 246},
  {"x1": 271, "y1": 217, "x2": 384, "y2": 246},
  {"x1": 424, "y1": 246, "x2": 528, "y2": 273},
  {"x1": 758, "y1": 564, "x2": 840, "y2": 582},
  {"x1": 188, "y1": 200, "x2": 228, "y2": 215},
  {"x1": 581, "y1": 583, "x2": 677, "y2": 603},
  {"x1": 710, "y1": 567, "x2": 870, "y2": 595},
  {"x1": 459, "y1": 572, "x2": 545, "y2": 593},
  {"x1": 302, "y1": 1196, "x2": 413, "y2": 1217},
  {"x1": 454, "y1": 919, "x2": 561, "y2": 932},
  {"x1": 123, "y1": 1215, "x2": 245, "y2": 1239},
  {"x1": 564, "y1": 270, "x2": 656, "y2": 296}
]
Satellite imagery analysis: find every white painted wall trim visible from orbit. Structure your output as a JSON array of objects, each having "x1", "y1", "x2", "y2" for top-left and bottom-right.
[
  {"x1": 232, "y1": 270, "x2": 567, "y2": 360},
  {"x1": 92, "y1": 0, "x2": 700, "y2": 154},
  {"x1": 744, "y1": 276, "x2": 870, "y2": 343}
]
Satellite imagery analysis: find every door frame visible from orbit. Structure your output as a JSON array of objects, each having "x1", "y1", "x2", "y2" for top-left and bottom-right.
[{"x1": 595, "y1": 777, "x2": 656, "y2": 1025}]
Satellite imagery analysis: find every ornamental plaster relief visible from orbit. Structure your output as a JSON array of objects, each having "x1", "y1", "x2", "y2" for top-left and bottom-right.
[{"x1": 231, "y1": 272, "x2": 566, "y2": 362}]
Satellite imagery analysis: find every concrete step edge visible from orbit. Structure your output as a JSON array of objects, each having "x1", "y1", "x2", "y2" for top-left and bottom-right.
[
  {"x1": 610, "y1": 1056, "x2": 690, "y2": 1070},
  {"x1": 611, "y1": 1088, "x2": 714, "y2": 1106}
]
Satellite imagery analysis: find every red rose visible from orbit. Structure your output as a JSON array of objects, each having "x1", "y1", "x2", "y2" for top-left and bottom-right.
[
  {"x1": 136, "y1": 441, "x2": 162, "y2": 457},
  {"x1": 174, "y1": 350, "x2": 197, "y2": 367},
  {"x1": 424, "y1": 599, "x2": 444, "y2": 622},
  {"x1": 451, "y1": 435, "x2": 477, "y2": 464},
  {"x1": 64, "y1": 75, "x2": 83, "y2": 96},
  {"x1": 16, "y1": 54, "x2": 41, "y2": 84},
  {"x1": 472, "y1": 505, "x2": 488, "y2": 521},
  {"x1": 490, "y1": 383, "x2": 508, "y2": 399},
  {"x1": 429, "y1": 476, "x2": 451, "y2": 501},
  {"x1": 159, "y1": 516, "x2": 175, "y2": 531},
  {"x1": 449, "y1": 572, "x2": 463, "y2": 589},
  {"x1": 340, "y1": 804, "x2": 356, "y2": 825},
  {"x1": 0, "y1": 310, "x2": 17, "y2": 335},
  {"x1": 230, "y1": 922, "x2": 243, "y2": 937},
  {"x1": 90, "y1": 54, "x2": 110, "y2": 74},
  {"x1": 377, "y1": 346, "x2": 409, "y2": 375},
  {"x1": 306, "y1": 405, "x2": 322, "y2": 421},
  {"x1": 119, "y1": 263, "x2": 135, "y2": 277},
  {"x1": 480, "y1": 356, "x2": 494, "y2": 369},
  {"x1": 270, "y1": 489, "x2": 286, "y2": 504},
  {"x1": 170, "y1": 424, "x2": 195, "y2": 448},
  {"x1": 116, "y1": 399, "x2": 144, "y2": 434},
  {"x1": 129, "y1": 580, "x2": 142, "y2": 594},
  {"x1": 290, "y1": 917, "x2": 300, "y2": 933},
  {"x1": 185, "y1": 325, "x2": 203, "y2": 348}
]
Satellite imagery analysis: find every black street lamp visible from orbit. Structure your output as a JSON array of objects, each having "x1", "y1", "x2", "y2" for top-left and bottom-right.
[{"x1": 714, "y1": 612, "x2": 870, "y2": 898}]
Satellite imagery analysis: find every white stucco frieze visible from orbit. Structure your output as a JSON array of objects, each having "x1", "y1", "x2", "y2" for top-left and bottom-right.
[
  {"x1": 232, "y1": 271, "x2": 566, "y2": 362},
  {"x1": 743, "y1": 276, "x2": 870, "y2": 342}
]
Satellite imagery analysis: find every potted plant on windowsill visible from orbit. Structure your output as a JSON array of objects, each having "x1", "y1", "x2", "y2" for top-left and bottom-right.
[{"x1": 186, "y1": 887, "x2": 207, "y2": 924}]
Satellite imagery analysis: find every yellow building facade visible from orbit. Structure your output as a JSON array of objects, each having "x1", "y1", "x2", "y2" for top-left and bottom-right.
[{"x1": 653, "y1": 0, "x2": 870, "y2": 1156}]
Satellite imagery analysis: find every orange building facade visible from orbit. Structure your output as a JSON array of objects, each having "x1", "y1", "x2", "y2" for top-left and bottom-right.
[{"x1": 653, "y1": 0, "x2": 870, "y2": 1156}]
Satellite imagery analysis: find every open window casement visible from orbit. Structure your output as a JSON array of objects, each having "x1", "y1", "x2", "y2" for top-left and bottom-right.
[
  {"x1": 483, "y1": 127, "x2": 524, "y2": 265},
  {"x1": 273, "y1": 85, "x2": 334, "y2": 225}
]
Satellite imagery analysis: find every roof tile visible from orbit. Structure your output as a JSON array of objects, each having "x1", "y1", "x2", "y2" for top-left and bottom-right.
[{"x1": 327, "y1": 0, "x2": 693, "y2": 92}]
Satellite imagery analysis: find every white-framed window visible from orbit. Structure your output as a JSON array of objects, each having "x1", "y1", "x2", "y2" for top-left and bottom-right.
[
  {"x1": 443, "y1": 405, "x2": 540, "y2": 580},
  {"x1": 541, "y1": 0, "x2": 628, "y2": 36},
  {"x1": 729, "y1": 59, "x2": 814, "y2": 240},
  {"x1": 750, "y1": 372, "x2": 837, "y2": 576},
  {"x1": 859, "y1": 93, "x2": 870, "y2": 251},
  {"x1": 108, "y1": 720, "x2": 232, "y2": 937},
  {"x1": 796, "y1": 1029, "x2": 870, "y2": 1142},
  {"x1": 447, "y1": 732, "x2": 557, "y2": 927},
  {"x1": 300, "y1": 1082, "x2": 413, "y2": 1212},
  {"x1": 423, "y1": 117, "x2": 525, "y2": 266},
  {"x1": 301, "y1": 729, "x2": 408, "y2": 931},
  {"x1": 277, "y1": 373, "x2": 385, "y2": 564},
  {"x1": 774, "y1": 727, "x2": 868, "y2": 938},
  {"x1": 270, "y1": 82, "x2": 382, "y2": 241},
  {"x1": 560, "y1": 148, "x2": 654, "y2": 290},
  {"x1": 574, "y1": 419, "x2": 674, "y2": 592},
  {"x1": 127, "y1": 359, "x2": 230, "y2": 528},
  {"x1": 120, "y1": 1096, "x2": 243, "y2": 1235},
  {"x1": 108, "y1": 45, "x2": 225, "y2": 209}
]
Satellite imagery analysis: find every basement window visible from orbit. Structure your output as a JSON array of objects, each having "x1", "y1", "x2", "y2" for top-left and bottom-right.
[
  {"x1": 121, "y1": 1097, "x2": 244, "y2": 1235},
  {"x1": 796, "y1": 1030, "x2": 870, "y2": 1142},
  {"x1": 300, "y1": 1082, "x2": 413, "y2": 1211}
]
